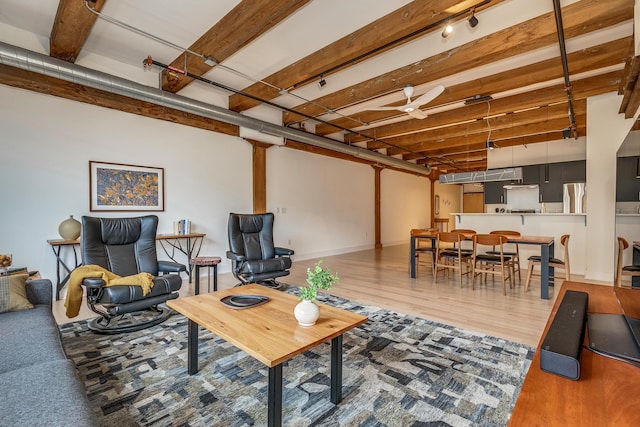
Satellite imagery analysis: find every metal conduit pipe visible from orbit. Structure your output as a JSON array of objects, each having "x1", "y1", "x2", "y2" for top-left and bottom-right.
[
  {"x1": 0, "y1": 42, "x2": 431, "y2": 176},
  {"x1": 552, "y1": 0, "x2": 578, "y2": 139}
]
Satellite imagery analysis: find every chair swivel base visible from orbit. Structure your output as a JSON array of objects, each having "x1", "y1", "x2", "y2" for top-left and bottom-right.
[
  {"x1": 87, "y1": 305, "x2": 174, "y2": 334},
  {"x1": 233, "y1": 278, "x2": 288, "y2": 291}
]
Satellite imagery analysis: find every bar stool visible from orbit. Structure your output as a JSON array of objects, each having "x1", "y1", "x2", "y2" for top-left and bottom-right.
[
  {"x1": 434, "y1": 218, "x2": 449, "y2": 232},
  {"x1": 190, "y1": 256, "x2": 221, "y2": 294}
]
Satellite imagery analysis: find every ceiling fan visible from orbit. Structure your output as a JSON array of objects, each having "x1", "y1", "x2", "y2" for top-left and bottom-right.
[{"x1": 366, "y1": 84, "x2": 445, "y2": 119}]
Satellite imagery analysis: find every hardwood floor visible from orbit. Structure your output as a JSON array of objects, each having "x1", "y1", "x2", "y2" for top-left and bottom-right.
[{"x1": 52, "y1": 244, "x2": 611, "y2": 347}]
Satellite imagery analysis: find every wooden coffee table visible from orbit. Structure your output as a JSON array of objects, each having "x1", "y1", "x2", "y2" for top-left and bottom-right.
[{"x1": 167, "y1": 284, "x2": 368, "y2": 427}]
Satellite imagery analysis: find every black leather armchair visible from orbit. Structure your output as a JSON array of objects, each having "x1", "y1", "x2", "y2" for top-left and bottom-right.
[
  {"x1": 81, "y1": 215, "x2": 186, "y2": 333},
  {"x1": 226, "y1": 212, "x2": 294, "y2": 288}
]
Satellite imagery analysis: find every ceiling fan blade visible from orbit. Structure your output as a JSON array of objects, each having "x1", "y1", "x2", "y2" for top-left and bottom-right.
[
  {"x1": 407, "y1": 109, "x2": 427, "y2": 119},
  {"x1": 367, "y1": 106, "x2": 404, "y2": 111},
  {"x1": 405, "y1": 84, "x2": 445, "y2": 109}
]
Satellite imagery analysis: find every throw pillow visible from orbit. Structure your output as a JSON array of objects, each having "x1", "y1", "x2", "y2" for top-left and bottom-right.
[{"x1": 0, "y1": 274, "x2": 34, "y2": 313}]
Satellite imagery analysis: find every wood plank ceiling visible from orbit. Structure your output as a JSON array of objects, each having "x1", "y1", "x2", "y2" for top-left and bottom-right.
[{"x1": 2, "y1": 0, "x2": 638, "y2": 178}]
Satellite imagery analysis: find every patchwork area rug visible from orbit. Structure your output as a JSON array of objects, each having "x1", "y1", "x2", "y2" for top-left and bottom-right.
[{"x1": 59, "y1": 292, "x2": 534, "y2": 427}]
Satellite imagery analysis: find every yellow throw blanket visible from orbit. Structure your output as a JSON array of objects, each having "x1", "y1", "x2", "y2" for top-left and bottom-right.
[{"x1": 64, "y1": 264, "x2": 154, "y2": 318}]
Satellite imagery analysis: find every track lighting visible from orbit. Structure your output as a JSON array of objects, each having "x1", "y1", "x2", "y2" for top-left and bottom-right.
[
  {"x1": 468, "y1": 9, "x2": 479, "y2": 28},
  {"x1": 486, "y1": 140, "x2": 495, "y2": 150},
  {"x1": 441, "y1": 23, "x2": 453, "y2": 38},
  {"x1": 318, "y1": 75, "x2": 326, "y2": 88}
]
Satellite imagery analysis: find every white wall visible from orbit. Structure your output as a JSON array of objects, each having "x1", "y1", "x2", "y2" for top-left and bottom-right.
[
  {"x1": 267, "y1": 147, "x2": 374, "y2": 258},
  {"x1": 381, "y1": 169, "x2": 431, "y2": 245},
  {"x1": 0, "y1": 85, "x2": 252, "y2": 280},
  {"x1": 1, "y1": 84, "x2": 430, "y2": 285}
]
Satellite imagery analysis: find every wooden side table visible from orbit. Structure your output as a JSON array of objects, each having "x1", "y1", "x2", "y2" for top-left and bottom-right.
[{"x1": 189, "y1": 256, "x2": 221, "y2": 294}]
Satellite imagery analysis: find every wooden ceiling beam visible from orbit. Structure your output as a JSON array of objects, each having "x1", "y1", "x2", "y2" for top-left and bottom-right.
[
  {"x1": 49, "y1": 0, "x2": 106, "y2": 63},
  {"x1": 404, "y1": 118, "x2": 586, "y2": 161},
  {"x1": 0, "y1": 64, "x2": 239, "y2": 137},
  {"x1": 317, "y1": 36, "x2": 631, "y2": 135},
  {"x1": 228, "y1": 0, "x2": 505, "y2": 112},
  {"x1": 161, "y1": 0, "x2": 311, "y2": 93},
  {"x1": 375, "y1": 101, "x2": 585, "y2": 152},
  {"x1": 283, "y1": 0, "x2": 632, "y2": 124},
  {"x1": 358, "y1": 71, "x2": 619, "y2": 150}
]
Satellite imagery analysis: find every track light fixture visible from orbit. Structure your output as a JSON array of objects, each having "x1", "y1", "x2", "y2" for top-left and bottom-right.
[
  {"x1": 468, "y1": 9, "x2": 479, "y2": 28},
  {"x1": 486, "y1": 140, "x2": 495, "y2": 150},
  {"x1": 318, "y1": 75, "x2": 326, "y2": 88},
  {"x1": 441, "y1": 23, "x2": 453, "y2": 38}
]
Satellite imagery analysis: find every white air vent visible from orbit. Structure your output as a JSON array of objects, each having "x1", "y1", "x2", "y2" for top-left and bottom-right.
[{"x1": 439, "y1": 167, "x2": 523, "y2": 184}]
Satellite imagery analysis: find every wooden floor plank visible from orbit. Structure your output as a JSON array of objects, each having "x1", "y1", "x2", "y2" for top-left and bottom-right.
[{"x1": 53, "y1": 244, "x2": 610, "y2": 347}]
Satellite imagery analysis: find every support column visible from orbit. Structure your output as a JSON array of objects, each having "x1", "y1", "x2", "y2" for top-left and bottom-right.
[
  {"x1": 585, "y1": 93, "x2": 636, "y2": 281},
  {"x1": 373, "y1": 165, "x2": 383, "y2": 249},
  {"x1": 247, "y1": 139, "x2": 272, "y2": 214}
]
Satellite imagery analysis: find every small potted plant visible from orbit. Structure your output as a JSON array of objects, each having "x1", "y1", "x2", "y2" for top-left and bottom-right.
[{"x1": 294, "y1": 260, "x2": 339, "y2": 326}]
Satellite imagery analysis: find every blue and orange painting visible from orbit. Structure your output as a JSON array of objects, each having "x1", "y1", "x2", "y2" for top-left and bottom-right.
[{"x1": 96, "y1": 167, "x2": 159, "y2": 207}]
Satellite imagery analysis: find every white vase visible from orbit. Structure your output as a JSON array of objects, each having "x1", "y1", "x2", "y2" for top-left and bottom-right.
[{"x1": 294, "y1": 299, "x2": 320, "y2": 326}]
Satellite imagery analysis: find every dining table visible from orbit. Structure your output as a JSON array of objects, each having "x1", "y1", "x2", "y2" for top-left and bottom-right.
[{"x1": 410, "y1": 229, "x2": 556, "y2": 299}]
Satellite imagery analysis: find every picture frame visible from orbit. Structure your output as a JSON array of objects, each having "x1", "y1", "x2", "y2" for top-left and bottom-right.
[{"x1": 89, "y1": 161, "x2": 164, "y2": 211}]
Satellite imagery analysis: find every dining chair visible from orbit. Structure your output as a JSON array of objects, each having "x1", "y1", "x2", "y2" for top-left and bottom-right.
[
  {"x1": 471, "y1": 234, "x2": 513, "y2": 295},
  {"x1": 450, "y1": 228, "x2": 476, "y2": 253},
  {"x1": 433, "y1": 232, "x2": 472, "y2": 287},
  {"x1": 614, "y1": 237, "x2": 640, "y2": 287},
  {"x1": 487, "y1": 230, "x2": 521, "y2": 284},
  {"x1": 524, "y1": 234, "x2": 570, "y2": 292}
]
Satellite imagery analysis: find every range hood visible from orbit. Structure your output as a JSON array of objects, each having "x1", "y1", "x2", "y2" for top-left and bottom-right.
[{"x1": 439, "y1": 167, "x2": 523, "y2": 184}]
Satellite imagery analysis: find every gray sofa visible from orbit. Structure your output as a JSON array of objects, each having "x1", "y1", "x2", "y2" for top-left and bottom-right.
[{"x1": 0, "y1": 279, "x2": 97, "y2": 427}]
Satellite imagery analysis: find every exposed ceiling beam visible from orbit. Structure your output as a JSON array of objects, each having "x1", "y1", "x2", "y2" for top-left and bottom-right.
[
  {"x1": 316, "y1": 36, "x2": 631, "y2": 135},
  {"x1": 0, "y1": 63, "x2": 239, "y2": 137},
  {"x1": 49, "y1": 0, "x2": 106, "y2": 63},
  {"x1": 355, "y1": 71, "x2": 620, "y2": 151},
  {"x1": 382, "y1": 101, "x2": 586, "y2": 155},
  {"x1": 161, "y1": 0, "x2": 311, "y2": 93},
  {"x1": 228, "y1": 0, "x2": 505, "y2": 112},
  {"x1": 283, "y1": 0, "x2": 632, "y2": 124}
]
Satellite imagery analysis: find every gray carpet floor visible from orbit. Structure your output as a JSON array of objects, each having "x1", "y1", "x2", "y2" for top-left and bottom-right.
[{"x1": 59, "y1": 292, "x2": 534, "y2": 426}]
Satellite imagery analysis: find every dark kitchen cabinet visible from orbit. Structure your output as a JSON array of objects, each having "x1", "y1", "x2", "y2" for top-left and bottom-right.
[
  {"x1": 484, "y1": 181, "x2": 505, "y2": 204},
  {"x1": 522, "y1": 165, "x2": 539, "y2": 185},
  {"x1": 616, "y1": 156, "x2": 640, "y2": 202},
  {"x1": 562, "y1": 160, "x2": 586, "y2": 183},
  {"x1": 539, "y1": 163, "x2": 563, "y2": 202}
]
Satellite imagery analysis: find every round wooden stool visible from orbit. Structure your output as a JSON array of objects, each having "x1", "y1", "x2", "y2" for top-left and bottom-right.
[{"x1": 189, "y1": 256, "x2": 221, "y2": 294}]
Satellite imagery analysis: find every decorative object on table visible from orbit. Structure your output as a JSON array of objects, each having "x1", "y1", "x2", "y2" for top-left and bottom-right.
[
  {"x1": 173, "y1": 219, "x2": 191, "y2": 235},
  {"x1": 220, "y1": 294, "x2": 270, "y2": 310},
  {"x1": 58, "y1": 215, "x2": 81, "y2": 240},
  {"x1": 0, "y1": 254, "x2": 11, "y2": 268},
  {"x1": 294, "y1": 260, "x2": 339, "y2": 326},
  {"x1": 89, "y1": 161, "x2": 164, "y2": 211}
]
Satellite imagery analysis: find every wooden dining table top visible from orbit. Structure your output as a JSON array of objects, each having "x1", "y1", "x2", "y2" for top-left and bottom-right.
[
  {"x1": 410, "y1": 229, "x2": 554, "y2": 244},
  {"x1": 167, "y1": 284, "x2": 368, "y2": 367}
]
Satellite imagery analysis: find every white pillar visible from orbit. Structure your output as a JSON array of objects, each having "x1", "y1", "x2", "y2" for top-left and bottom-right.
[{"x1": 585, "y1": 93, "x2": 635, "y2": 282}]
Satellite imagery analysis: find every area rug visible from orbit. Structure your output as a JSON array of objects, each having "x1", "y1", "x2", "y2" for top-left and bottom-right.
[{"x1": 59, "y1": 292, "x2": 534, "y2": 427}]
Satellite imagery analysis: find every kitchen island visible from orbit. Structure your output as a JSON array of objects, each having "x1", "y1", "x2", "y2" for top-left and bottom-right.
[{"x1": 450, "y1": 213, "x2": 587, "y2": 277}]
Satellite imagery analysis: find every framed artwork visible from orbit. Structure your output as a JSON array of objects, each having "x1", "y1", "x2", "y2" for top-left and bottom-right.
[{"x1": 89, "y1": 161, "x2": 164, "y2": 211}]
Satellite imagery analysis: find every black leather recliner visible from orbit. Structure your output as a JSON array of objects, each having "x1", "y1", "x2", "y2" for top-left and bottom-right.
[
  {"x1": 226, "y1": 212, "x2": 294, "y2": 288},
  {"x1": 81, "y1": 215, "x2": 186, "y2": 333}
]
